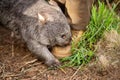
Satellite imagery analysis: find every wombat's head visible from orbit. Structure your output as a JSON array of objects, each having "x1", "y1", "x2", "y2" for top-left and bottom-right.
[
  {"x1": 53, "y1": 22, "x2": 72, "y2": 46},
  {"x1": 38, "y1": 10, "x2": 71, "y2": 46}
]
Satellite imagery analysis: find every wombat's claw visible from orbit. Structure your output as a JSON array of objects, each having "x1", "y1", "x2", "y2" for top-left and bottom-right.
[
  {"x1": 51, "y1": 62, "x2": 61, "y2": 69},
  {"x1": 45, "y1": 59, "x2": 61, "y2": 68}
]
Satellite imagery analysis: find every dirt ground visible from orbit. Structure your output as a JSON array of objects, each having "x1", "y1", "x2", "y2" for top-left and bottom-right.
[{"x1": 0, "y1": 26, "x2": 120, "y2": 80}]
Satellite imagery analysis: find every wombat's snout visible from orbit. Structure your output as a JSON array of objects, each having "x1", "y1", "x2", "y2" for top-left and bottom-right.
[{"x1": 64, "y1": 37, "x2": 72, "y2": 46}]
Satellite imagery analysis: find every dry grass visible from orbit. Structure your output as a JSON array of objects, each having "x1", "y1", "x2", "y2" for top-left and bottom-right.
[{"x1": 96, "y1": 30, "x2": 120, "y2": 68}]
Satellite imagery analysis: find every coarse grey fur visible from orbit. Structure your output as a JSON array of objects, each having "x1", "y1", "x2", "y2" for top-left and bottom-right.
[{"x1": 0, "y1": 0, "x2": 71, "y2": 67}]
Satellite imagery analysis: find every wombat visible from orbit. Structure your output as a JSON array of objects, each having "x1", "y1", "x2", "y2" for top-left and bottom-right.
[{"x1": 0, "y1": 0, "x2": 71, "y2": 67}]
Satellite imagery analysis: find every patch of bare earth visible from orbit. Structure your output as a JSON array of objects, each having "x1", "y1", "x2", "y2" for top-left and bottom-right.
[{"x1": 0, "y1": 26, "x2": 120, "y2": 80}]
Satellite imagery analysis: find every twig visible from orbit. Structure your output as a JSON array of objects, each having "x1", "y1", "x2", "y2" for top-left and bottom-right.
[
  {"x1": 70, "y1": 64, "x2": 84, "y2": 80},
  {"x1": 24, "y1": 59, "x2": 38, "y2": 65},
  {"x1": 106, "y1": 0, "x2": 112, "y2": 10},
  {"x1": 22, "y1": 54, "x2": 31, "y2": 60},
  {"x1": 17, "y1": 59, "x2": 38, "y2": 71},
  {"x1": 59, "y1": 67, "x2": 66, "y2": 74},
  {"x1": 116, "y1": 0, "x2": 120, "y2": 7},
  {"x1": 3, "y1": 73, "x2": 21, "y2": 77}
]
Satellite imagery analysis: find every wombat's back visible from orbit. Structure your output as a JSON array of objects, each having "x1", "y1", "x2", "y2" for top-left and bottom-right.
[{"x1": 0, "y1": 0, "x2": 58, "y2": 29}]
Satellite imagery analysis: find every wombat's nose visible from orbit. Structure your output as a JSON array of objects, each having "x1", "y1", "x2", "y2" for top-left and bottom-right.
[
  {"x1": 66, "y1": 37, "x2": 72, "y2": 45},
  {"x1": 69, "y1": 37, "x2": 72, "y2": 43}
]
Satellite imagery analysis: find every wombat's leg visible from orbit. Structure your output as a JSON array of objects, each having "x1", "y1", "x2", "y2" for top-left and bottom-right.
[{"x1": 26, "y1": 40, "x2": 60, "y2": 67}]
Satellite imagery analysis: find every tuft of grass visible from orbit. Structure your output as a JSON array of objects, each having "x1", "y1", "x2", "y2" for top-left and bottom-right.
[{"x1": 60, "y1": 1, "x2": 120, "y2": 67}]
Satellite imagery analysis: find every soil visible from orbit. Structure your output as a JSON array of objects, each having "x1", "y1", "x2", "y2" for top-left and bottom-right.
[{"x1": 0, "y1": 26, "x2": 120, "y2": 80}]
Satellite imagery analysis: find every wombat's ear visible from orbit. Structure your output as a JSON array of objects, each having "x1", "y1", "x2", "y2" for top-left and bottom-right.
[
  {"x1": 38, "y1": 13, "x2": 46, "y2": 24},
  {"x1": 38, "y1": 13, "x2": 54, "y2": 23}
]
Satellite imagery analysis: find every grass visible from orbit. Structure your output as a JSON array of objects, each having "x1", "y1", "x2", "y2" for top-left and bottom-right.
[{"x1": 60, "y1": 1, "x2": 120, "y2": 67}]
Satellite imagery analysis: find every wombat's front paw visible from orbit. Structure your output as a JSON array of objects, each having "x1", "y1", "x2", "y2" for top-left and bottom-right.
[{"x1": 45, "y1": 59, "x2": 61, "y2": 68}]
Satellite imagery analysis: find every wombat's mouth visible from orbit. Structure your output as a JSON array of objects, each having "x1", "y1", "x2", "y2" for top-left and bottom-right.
[{"x1": 57, "y1": 42, "x2": 71, "y2": 47}]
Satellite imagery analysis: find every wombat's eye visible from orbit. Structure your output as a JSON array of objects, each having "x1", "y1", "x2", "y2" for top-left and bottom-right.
[{"x1": 61, "y1": 34, "x2": 66, "y2": 39}]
